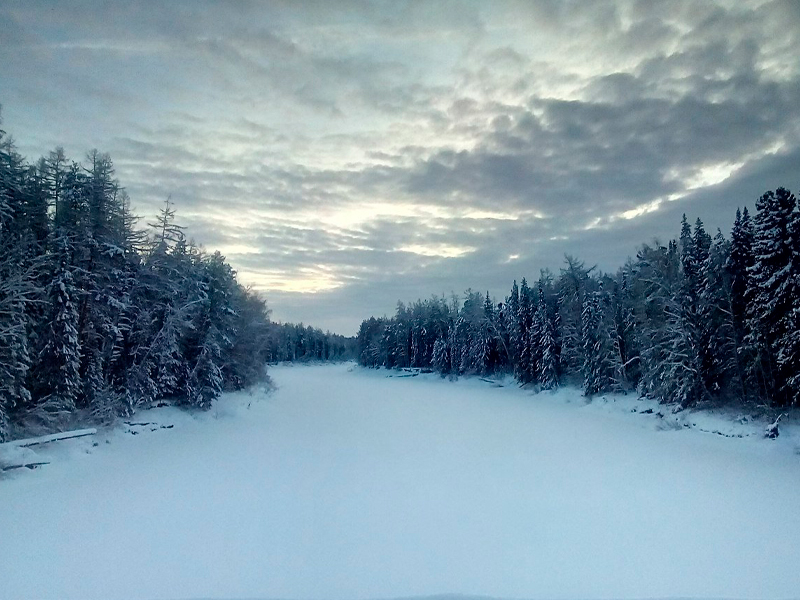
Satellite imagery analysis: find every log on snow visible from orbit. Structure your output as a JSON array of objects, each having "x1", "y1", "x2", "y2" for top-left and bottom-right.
[
  {"x1": 6, "y1": 428, "x2": 98, "y2": 448},
  {"x1": 1, "y1": 461, "x2": 50, "y2": 472}
]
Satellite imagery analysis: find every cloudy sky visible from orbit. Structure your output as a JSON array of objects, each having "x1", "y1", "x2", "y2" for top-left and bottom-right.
[{"x1": 2, "y1": 1, "x2": 799, "y2": 334}]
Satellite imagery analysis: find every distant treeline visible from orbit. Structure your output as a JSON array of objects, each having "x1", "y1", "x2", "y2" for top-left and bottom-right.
[
  {"x1": 265, "y1": 322, "x2": 356, "y2": 363},
  {"x1": 358, "y1": 188, "x2": 800, "y2": 409},
  {"x1": 0, "y1": 118, "x2": 338, "y2": 442}
]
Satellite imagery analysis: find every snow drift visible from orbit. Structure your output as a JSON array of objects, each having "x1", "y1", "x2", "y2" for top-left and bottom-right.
[{"x1": 1, "y1": 363, "x2": 799, "y2": 600}]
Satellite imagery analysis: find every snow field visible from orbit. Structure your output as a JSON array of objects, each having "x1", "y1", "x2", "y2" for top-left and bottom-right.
[{"x1": 1, "y1": 363, "x2": 800, "y2": 600}]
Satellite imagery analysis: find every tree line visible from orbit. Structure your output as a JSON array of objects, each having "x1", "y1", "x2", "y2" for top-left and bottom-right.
[
  {"x1": 0, "y1": 118, "x2": 345, "y2": 442},
  {"x1": 265, "y1": 322, "x2": 355, "y2": 363},
  {"x1": 358, "y1": 187, "x2": 800, "y2": 409}
]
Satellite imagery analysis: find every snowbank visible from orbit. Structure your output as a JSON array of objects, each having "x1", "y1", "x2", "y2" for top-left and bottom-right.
[{"x1": 1, "y1": 364, "x2": 799, "y2": 600}]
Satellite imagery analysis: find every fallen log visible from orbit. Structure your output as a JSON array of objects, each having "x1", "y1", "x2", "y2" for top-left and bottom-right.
[
  {"x1": 6, "y1": 428, "x2": 98, "y2": 448},
  {"x1": 1, "y1": 461, "x2": 50, "y2": 472}
]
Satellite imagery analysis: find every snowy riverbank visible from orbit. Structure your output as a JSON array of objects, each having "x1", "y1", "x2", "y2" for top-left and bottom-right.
[{"x1": 2, "y1": 363, "x2": 799, "y2": 600}]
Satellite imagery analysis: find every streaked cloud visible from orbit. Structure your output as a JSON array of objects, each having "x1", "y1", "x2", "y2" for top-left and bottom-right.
[{"x1": 2, "y1": 0, "x2": 798, "y2": 333}]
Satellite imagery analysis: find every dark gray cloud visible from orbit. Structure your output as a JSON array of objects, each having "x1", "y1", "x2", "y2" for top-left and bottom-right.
[{"x1": 2, "y1": 0, "x2": 799, "y2": 333}]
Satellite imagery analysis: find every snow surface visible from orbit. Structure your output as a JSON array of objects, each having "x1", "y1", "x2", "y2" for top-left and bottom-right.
[{"x1": 2, "y1": 363, "x2": 800, "y2": 600}]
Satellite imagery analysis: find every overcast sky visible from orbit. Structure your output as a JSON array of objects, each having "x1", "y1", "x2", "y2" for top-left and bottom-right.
[{"x1": 2, "y1": 1, "x2": 799, "y2": 334}]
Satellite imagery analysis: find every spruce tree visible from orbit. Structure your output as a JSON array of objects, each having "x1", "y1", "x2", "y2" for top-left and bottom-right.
[
  {"x1": 725, "y1": 207, "x2": 756, "y2": 397},
  {"x1": 581, "y1": 291, "x2": 601, "y2": 395},
  {"x1": 479, "y1": 291, "x2": 497, "y2": 375},
  {"x1": 557, "y1": 256, "x2": 592, "y2": 382},
  {"x1": 778, "y1": 200, "x2": 800, "y2": 404},
  {"x1": 537, "y1": 284, "x2": 558, "y2": 390},
  {"x1": 505, "y1": 280, "x2": 521, "y2": 371},
  {"x1": 701, "y1": 230, "x2": 740, "y2": 399},
  {"x1": 0, "y1": 123, "x2": 35, "y2": 439},
  {"x1": 36, "y1": 244, "x2": 82, "y2": 417},
  {"x1": 517, "y1": 278, "x2": 533, "y2": 383},
  {"x1": 432, "y1": 337, "x2": 450, "y2": 375},
  {"x1": 747, "y1": 188, "x2": 797, "y2": 405}
]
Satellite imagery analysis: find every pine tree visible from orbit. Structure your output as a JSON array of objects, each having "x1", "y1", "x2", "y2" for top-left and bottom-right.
[
  {"x1": 581, "y1": 291, "x2": 602, "y2": 395},
  {"x1": 432, "y1": 336, "x2": 450, "y2": 375},
  {"x1": 728, "y1": 208, "x2": 754, "y2": 331},
  {"x1": 537, "y1": 285, "x2": 558, "y2": 390},
  {"x1": 634, "y1": 240, "x2": 702, "y2": 406},
  {"x1": 700, "y1": 230, "x2": 740, "y2": 399},
  {"x1": 557, "y1": 256, "x2": 592, "y2": 382},
  {"x1": 505, "y1": 280, "x2": 520, "y2": 371},
  {"x1": 149, "y1": 197, "x2": 186, "y2": 250},
  {"x1": 0, "y1": 122, "x2": 35, "y2": 439},
  {"x1": 778, "y1": 201, "x2": 800, "y2": 404},
  {"x1": 0, "y1": 269, "x2": 33, "y2": 440},
  {"x1": 45, "y1": 147, "x2": 68, "y2": 226},
  {"x1": 446, "y1": 289, "x2": 482, "y2": 375},
  {"x1": 186, "y1": 344, "x2": 223, "y2": 409},
  {"x1": 517, "y1": 278, "x2": 533, "y2": 383},
  {"x1": 609, "y1": 268, "x2": 638, "y2": 389},
  {"x1": 33, "y1": 241, "x2": 81, "y2": 423},
  {"x1": 448, "y1": 315, "x2": 461, "y2": 375},
  {"x1": 747, "y1": 188, "x2": 797, "y2": 405},
  {"x1": 725, "y1": 207, "x2": 755, "y2": 398},
  {"x1": 647, "y1": 216, "x2": 712, "y2": 407},
  {"x1": 580, "y1": 281, "x2": 621, "y2": 396},
  {"x1": 690, "y1": 218, "x2": 714, "y2": 398},
  {"x1": 479, "y1": 291, "x2": 497, "y2": 375},
  {"x1": 357, "y1": 317, "x2": 385, "y2": 368}
]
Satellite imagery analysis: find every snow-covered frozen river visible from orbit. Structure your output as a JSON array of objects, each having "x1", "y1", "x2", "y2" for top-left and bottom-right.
[{"x1": 2, "y1": 363, "x2": 800, "y2": 600}]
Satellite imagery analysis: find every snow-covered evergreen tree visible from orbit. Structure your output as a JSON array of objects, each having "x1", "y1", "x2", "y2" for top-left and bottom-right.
[
  {"x1": 728, "y1": 208, "x2": 754, "y2": 334},
  {"x1": 778, "y1": 199, "x2": 800, "y2": 404},
  {"x1": 517, "y1": 278, "x2": 533, "y2": 383},
  {"x1": 0, "y1": 122, "x2": 36, "y2": 439},
  {"x1": 537, "y1": 284, "x2": 558, "y2": 390},
  {"x1": 37, "y1": 250, "x2": 81, "y2": 416},
  {"x1": 0, "y1": 274, "x2": 32, "y2": 439},
  {"x1": 700, "y1": 230, "x2": 743, "y2": 399},
  {"x1": 747, "y1": 188, "x2": 797, "y2": 405},
  {"x1": 580, "y1": 282, "x2": 621, "y2": 397},
  {"x1": 478, "y1": 291, "x2": 497, "y2": 375},
  {"x1": 557, "y1": 256, "x2": 592, "y2": 383},
  {"x1": 581, "y1": 291, "x2": 601, "y2": 395},
  {"x1": 634, "y1": 241, "x2": 694, "y2": 405},
  {"x1": 432, "y1": 336, "x2": 450, "y2": 375},
  {"x1": 186, "y1": 344, "x2": 223, "y2": 410},
  {"x1": 725, "y1": 207, "x2": 756, "y2": 398},
  {"x1": 505, "y1": 280, "x2": 521, "y2": 369}
]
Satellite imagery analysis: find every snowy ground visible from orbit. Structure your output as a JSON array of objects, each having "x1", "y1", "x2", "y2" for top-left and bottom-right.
[{"x1": 2, "y1": 363, "x2": 800, "y2": 600}]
